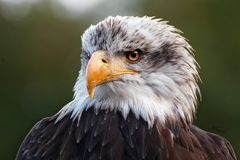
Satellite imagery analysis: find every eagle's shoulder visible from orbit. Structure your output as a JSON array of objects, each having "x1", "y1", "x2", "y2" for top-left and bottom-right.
[
  {"x1": 16, "y1": 113, "x2": 74, "y2": 160},
  {"x1": 190, "y1": 125, "x2": 236, "y2": 160},
  {"x1": 153, "y1": 120, "x2": 237, "y2": 160},
  {"x1": 15, "y1": 107, "x2": 126, "y2": 160}
]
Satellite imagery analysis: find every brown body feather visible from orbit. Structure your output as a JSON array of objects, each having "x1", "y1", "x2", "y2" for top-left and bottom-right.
[{"x1": 16, "y1": 107, "x2": 236, "y2": 160}]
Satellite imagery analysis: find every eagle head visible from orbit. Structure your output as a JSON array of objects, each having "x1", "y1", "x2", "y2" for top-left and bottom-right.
[
  {"x1": 61, "y1": 16, "x2": 200, "y2": 127},
  {"x1": 17, "y1": 16, "x2": 237, "y2": 160}
]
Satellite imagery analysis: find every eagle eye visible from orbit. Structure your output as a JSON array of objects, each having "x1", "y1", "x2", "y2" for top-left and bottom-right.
[{"x1": 125, "y1": 49, "x2": 142, "y2": 63}]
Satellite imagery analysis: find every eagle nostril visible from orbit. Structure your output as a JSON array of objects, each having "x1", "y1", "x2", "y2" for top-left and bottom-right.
[{"x1": 102, "y1": 58, "x2": 108, "y2": 64}]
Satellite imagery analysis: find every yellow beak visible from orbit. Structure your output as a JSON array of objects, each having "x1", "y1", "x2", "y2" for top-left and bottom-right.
[{"x1": 86, "y1": 50, "x2": 137, "y2": 99}]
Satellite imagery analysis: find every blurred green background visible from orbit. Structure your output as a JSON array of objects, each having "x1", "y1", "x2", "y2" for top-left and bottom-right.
[{"x1": 0, "y1": 0, "x2": 239, "y2": 159}]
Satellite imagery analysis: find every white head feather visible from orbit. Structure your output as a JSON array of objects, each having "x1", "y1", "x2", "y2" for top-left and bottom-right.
[{"x1": 57, "y1": 16, "x2": 200, "y2": 127}]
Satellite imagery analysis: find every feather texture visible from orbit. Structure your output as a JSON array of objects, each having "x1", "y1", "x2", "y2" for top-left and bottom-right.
[{"x1": 16, "y1": 107, "x2": 236, "y2": 160}]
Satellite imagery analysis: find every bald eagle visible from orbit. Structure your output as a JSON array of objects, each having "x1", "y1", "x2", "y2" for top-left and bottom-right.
[{"x1": 16, "y1": 16, "x2": 236, "y2": 160}]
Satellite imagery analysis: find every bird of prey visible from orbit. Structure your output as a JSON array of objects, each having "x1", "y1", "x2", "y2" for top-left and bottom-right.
[{"x1": 16, "y1": 16, "x2": 236, "y2": 160}]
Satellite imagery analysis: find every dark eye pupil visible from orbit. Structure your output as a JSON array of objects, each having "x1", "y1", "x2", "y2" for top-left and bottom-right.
[{"x1": 131, "y1": 53, "x2": 137, "y2": 58}]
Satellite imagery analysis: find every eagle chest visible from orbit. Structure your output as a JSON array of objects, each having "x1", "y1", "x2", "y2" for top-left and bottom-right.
[
  {"x1": 29, "y1": 107, "x2": 166, "y2": 160},
  {"x1": 69, "y1": 107, "x2": 167, "y2": 160}
]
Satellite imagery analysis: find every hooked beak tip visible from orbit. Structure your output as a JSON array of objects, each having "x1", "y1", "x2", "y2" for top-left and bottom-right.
[{"x1": 87, "y1": 85, "x2": 95, "y2": 100}]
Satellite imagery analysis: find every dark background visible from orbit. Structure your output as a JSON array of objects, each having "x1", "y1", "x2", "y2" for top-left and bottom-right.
[{"x1": 0, "y1": 0, "x2": 239, "y2": 159}]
